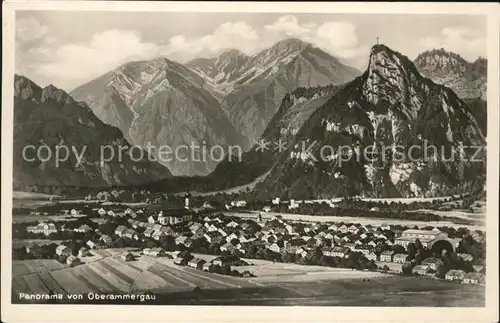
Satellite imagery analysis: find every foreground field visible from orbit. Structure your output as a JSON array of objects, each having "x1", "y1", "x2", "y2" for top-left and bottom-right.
[
  {"x1": 12, "y1": 249, "x2": 261, "y2": 299},
  {"x1": 11, "y1": 249, "x2": 484, "y2": 306},
  {"x1": 160, "y1": 276, "x2": 484, "y2": 306}
]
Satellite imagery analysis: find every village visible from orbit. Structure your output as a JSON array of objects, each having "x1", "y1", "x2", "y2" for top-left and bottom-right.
[{"x1": 12, "y1": 191, "x2": 486, "y2": 293}]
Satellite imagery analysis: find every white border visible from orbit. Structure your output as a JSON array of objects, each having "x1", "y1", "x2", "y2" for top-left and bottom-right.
[{"x1": 2, "y1": 1, "x2": 499, "y2": 322}]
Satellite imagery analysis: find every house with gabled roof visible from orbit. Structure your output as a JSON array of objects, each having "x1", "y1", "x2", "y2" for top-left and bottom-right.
[
  {"x1": 75, "y1": 224, "x2": 92, "y2": 233},
  {"x1": 445, "y1": 269, "x2": 466, "y2": 281},
  {"x1": 226, "y1": 232, "x2": 239, "y2": 242},
  {"x1": 267, "y1": 243, "x2": 281, "y2": 253},
  {"x1": 220, "y1": 242, "x2": 237, "y2": 253},
  {"x1": 212, "y1": 255, "x2": 241, "y2": 266},
  {"x1": 66, "y1": 255, "x2": 81, "y2": 266},
  {"x1": 463, "y1": 272, "x2": 485, "y2": 284},
  {"x1": 143, "y1": 228, "x2": 155, "y2": 238},
  {"x1": 457, "y1": 253, "x2": 474, "y2": 262},
  {"x1": 161, "y1": 226, "x2": 175, "y2": 236},
  {"x1": 189, "y1": 222, "x2": 203, "y2": 233},
  {"x1": 365, "y1": 252, "x2": 377, "y2": 261},
  {"x1": 348, "y1": 224, "x2": 359, "y2": 234},
  {"x1": 175, "y1": 236, "x2": 192, "y2": 247},
  {"x1": 393, "y1": 253, "x2": 409, "y2": 263},
  {"x1": 121, "y1": 252, "x2": 135, "y2": 261},
  {"x1": 78, "y1": 247, "x2": 90, "y2": 257},
  {"x1": 115, "y1": 225, "x2": 127, "y2": 237},
  {"x1": 100, "y1": 234, "x2": 112, "y2": 244},
  {"x1": 25, "y1": 242, "x2": 41, "y2": 254},
  {"x1": 328, "y1": 224, "x2": 338, "y2": 231},
  {"x1": 188, "y1": 257, "x2": 206, "y2": 270},
  {"x1": 56, "y1": 244, "x2": 71, "y2": 256},
  {"x1": 124, "y1": 229, "x2": 138, "y2": 240},
  {"x1": 321, "y1": 247, "x2": 333, "y2": 257},
  {"x1": 331, "y1": 247, "x2": 350, "y2": 258},
  {"x1": 339, "y1": 225, "x2": 348, "y2": 233},
  {"x1": 412, "y1": 265, "x2": 431, "y2": 275},
  {"x1": 226, "y1": 221, "x2": 239, "y2": 228},
  {"x1": 354, "y1": 245, "x2": 373, "y2": 255},
  {"x1": 422, "y1": 257, "x2": 444, "y2": 271},
  {"x1": 380, "y1": 250, "x2": 394, "y2": 262},
  {"x1": 344, "y1": 243, "x2": 356, "y2": 251}
]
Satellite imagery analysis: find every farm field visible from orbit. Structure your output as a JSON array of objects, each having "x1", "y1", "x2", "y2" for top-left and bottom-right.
[
  {"x1": 13, "y1": 239, "x2": 63, "y2": 248},
  {"x1": 13, "y1": 191, "x2": 60, "y2": 199},
  {"x1": 12, "y1": 250, "x2": 484, "y2": 306},
  {"x1": 226, "y1": 211, "x2": 484, "y2": 231},
  {"x1": 12, "y1": 214, "x2": 87, "y2": 223},
  {"x1": 411, "y1": 208, "x2": 485, "y2": 223},
  {"x1": 12, "y1": 250, "x2": 262, "y2": 302},
  {"x1": 150, "y1": 276, "x2": 485, "y2": 306}
]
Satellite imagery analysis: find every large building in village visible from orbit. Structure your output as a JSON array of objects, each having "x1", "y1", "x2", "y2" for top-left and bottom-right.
[{"x1": 158, "y1": 192, "x2": 194, "y2": 225}]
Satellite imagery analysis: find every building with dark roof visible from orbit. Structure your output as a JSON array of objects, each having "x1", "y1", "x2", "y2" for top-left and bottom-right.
[{"x1": 161, "y1": 195, "x2": 194, "y2": 225}]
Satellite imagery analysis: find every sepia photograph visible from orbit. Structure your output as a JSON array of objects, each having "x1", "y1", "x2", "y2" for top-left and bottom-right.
[{"x1": 2, "y1": 1, "x2": 499, "y2": 322}]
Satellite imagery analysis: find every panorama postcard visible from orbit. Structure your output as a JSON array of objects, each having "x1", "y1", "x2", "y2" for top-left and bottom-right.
[{"x1": 1, "y1": 1, "x2": 499, "y2": 323}]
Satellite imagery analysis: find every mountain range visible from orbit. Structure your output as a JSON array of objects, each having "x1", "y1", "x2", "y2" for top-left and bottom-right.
[
  {"x1": 13, "y1": 75, "x2": 171, "y2": 190},
  {"x1": 70, "y1": 58, "x2": 245, "y2": 176},
  {"x1": 71, "y1": 38, "x2": 361, "y2": 175},
  {"x1": 14, "y1": 39, "x2": 487, "y2": 198},
  {"x1": 189, "y1": 38, "x2": 361, "y2": 147},
  {"x1": 250, "y1": 45, "x2": 486, "y2": 199},
  {"x1": 414, "y1": 48, "x2": 487, "y2": 100}
]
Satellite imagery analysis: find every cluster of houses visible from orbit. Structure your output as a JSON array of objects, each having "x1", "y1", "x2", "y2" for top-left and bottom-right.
[
  {"x1": 54, "y1": 244, "x2": 89, "y2": 266},
  {"x1": 22, "y1": 197, "x2": 486, "y2": 284},
  {"x1": 170, "y1": 251, "x2": 246, "y2": 273},
  {"x1": 445, "y1": 270, "x2": 485, "y2": 285}
]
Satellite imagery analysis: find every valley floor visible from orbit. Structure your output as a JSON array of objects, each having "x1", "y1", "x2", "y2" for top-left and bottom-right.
[{"x1": 225, "y1": 211, "x2": 485, "y2": 231}]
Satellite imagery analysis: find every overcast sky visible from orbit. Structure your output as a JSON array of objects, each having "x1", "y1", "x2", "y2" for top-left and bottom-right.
[{"x1": 15, "y1": 11, "x2": 487, "y2": 91}]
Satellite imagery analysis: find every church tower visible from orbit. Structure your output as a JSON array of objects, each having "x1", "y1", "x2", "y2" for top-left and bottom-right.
[{"x1": 184, "y1": 191, "x2": 192, "y2": 210}]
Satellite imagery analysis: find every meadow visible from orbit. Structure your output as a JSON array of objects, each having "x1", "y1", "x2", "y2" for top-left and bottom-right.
[{"x1": 11, "y1": 249, "x2": 484, "y2": 306}]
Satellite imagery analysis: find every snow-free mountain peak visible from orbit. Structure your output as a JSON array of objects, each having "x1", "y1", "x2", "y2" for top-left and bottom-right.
[
  {"x1": 71, "y1": 56, "x2": 246, "y2": 176},
  {"x1": 251, "y1": 43, "x2": 486, "y2": 199},
  {"x1": 414, "y1": 48, "x2": 487, "y2": 100},
  {"x1": 13, "y1": 75, "x2": 171, "y2": 189}
]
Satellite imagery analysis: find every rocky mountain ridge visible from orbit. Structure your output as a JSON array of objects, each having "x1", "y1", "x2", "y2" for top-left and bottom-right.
[
  {"x1": 13, "y1": 75, "x2": 172, "y2": 189},
  {"x1": 251, "y1": 44, "x2": 486, "y2": 199},
  {"x1": 71, "y1": 57, "x2": 246, "y2": 176},
  {"x1": 414, "y1": 48, "x2": 487, "y2": 100}
]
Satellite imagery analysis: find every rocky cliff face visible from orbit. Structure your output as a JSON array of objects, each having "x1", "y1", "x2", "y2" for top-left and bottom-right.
[
  {"x1": 414, "y1": 49, "x2": 487, "y2": 100},
  {"x1": 187, "y1": 49, "x2": 250, "y2": 96},
  {"x1": 13, "y1": 75, "x2": 171, "y2": 189},
  {"x1": 205, "y1": 84, "x2": 344, "y2": 191},
  {"x1": 71, "y1": 58, "x2": 245, "y2": 176},
  {"x1": 253, "y1": 45, "x2": 486, "y2": 199}
]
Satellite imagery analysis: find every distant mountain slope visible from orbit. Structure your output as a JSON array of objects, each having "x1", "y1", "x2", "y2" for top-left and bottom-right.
[
  {"x1": 187, "y1": 49, "x2": 250, "y2": 98},
  {"x1": 13, "y1": 75, "x2": 171, "y2": 189},
  {"x1": 253, "y1": 44, "x2": 486, "y2": 200},
  {"x1": 414, "y1": 49, "x2": 487, "y2": 100},
  {"x1": 203, "y1": 83, "x2": 344, "y2": 190},
  {"x1": 71, "y1": 58, "x2": 246, "y2": 176},
  {"x1": 190, "y1": 38, "x2": 361, "y2": 147}
]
